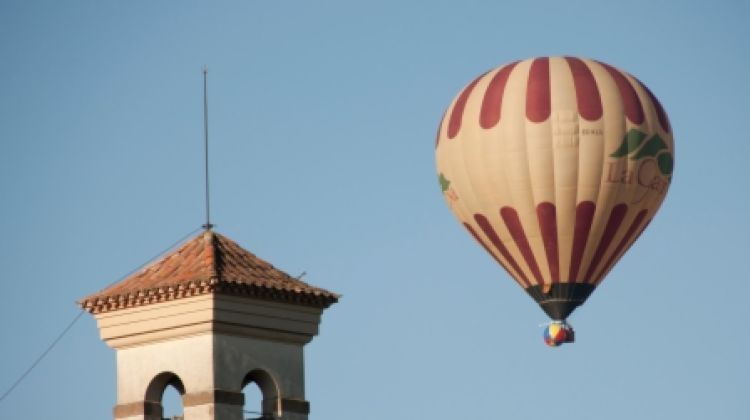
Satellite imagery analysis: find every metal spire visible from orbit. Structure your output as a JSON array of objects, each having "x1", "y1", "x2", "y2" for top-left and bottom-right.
[{"x1": 202, "y1": 67, "x2": 213, "y2": 230}]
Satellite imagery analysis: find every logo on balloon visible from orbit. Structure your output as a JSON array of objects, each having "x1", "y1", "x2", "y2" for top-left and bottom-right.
[
  {"x1": 439, "y1": 173, "x2": 459, "y2": 202},
  {"x1": 606, "y1": 128, "x2": 673, "y2": 203}
]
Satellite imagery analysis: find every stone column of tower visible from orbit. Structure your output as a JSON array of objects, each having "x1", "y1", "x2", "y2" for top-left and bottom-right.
[{"x1": 79, "y1": 230, "x2": 338, "y2": 420}]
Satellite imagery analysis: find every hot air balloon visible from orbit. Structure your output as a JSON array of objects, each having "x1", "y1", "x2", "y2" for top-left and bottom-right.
[{"x1": 435, "y1": 57, "x2": 673, "y2": 346}]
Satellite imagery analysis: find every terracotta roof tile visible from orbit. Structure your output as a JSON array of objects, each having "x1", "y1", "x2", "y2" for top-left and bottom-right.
[{"x1": 79, "y1": 230, "x2": 339, "y2": 313}]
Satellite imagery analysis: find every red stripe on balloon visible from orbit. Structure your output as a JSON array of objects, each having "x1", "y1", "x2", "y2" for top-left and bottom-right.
[
  {"x1": 501, "y1": 207, "x2": 545, "y2": 285},
  {"x1": 594, "y1": 209, "x2": 648, "y2": 283},
  {"x1": 568, "y1": 201, "x2": 596, "y2": 282},
  {"x1": 480, "y1": 61, "x2": 518, "y2": 129},
  {"x1": 565, "y1": 57, "x2": 603, "y2": 121},
  {"x1": 474, "y1": 214, "x2": 531, "y2": 287},
  {"x1": 584, "y1": 204, "x2": 628, "y2": 282},
  {"x1": 536, "y1": 202, "x2": 560, "y2": 283},
  {"x1": 598, "y1": 61, "x2": 644, "y2": 125},
  {"x1": 641, "y1": 82, "x2": 671, "y2": 134},
  {"x1": 447, "y1": 74, "x2": 484, "y2": 139},
  {"x1": 526, "y1": 57, "x2": 551, "y2": 123}
]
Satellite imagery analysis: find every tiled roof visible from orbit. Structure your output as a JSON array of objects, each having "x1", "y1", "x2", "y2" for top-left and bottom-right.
[{"x1": 79, "y1": 230, "x2": 339, "y2": 313}]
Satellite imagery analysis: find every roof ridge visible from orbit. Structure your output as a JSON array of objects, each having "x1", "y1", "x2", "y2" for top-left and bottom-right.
[
  {"x1": 79, "y1": 230, "x2": 339, "y2": 313},
  {"x1": 203, "y1": 230, "x2": 219, "y2": 282}
]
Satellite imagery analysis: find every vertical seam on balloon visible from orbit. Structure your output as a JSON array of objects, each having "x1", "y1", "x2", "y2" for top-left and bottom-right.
[
  {"x1": 447, "y1": 73, "x2": 486, "y2": 139},
  {"x1": 474, "y1": 214, "x2": 531, "y2": 288},
  {"x1": 598, "y1": 61, "x2": 644, "y2": 125},
  {"x1": 522, "y1": 58, "x2": 551, "y2": 283},
  {"x1": 526, "y1": 57, "x2": 551, "y2": 122},
  {"x1": 457, "y1": 71, "x2": 494, "y2": 234},
  {"x1": 584, "y1": 203, "x2": 628, "y2": 282},
  {"x1": 593, "y1": 209, "x2": 648, "y2": 284},
  {"x1": 494, "y1": 58, "x2": 535, "y2": 286},
  {"x1": 568, "y1": 201, "x2": 596, "y2": 282},
  {"x1": 586, "y1": 58, "x2": 630, "y2": 287},
  {"x1": 443, "y1": 71, "x2": 489, "y2": 233},
  {"x1": 564, "y1": 57, "x2": 603, "y2": 121},
  {"x1": 500, "y1": 207, "x2": 545, "y2": 285},
  {"x1": 480, "y1": 61, "x2": 519, "y2": 129},
  {"x1": 571, "y1": 88, "x2": 587, "y2": 284},
  {"x1": 542, "y1": 59, "x2": 557, "y2": 284},
  {"x1": 536, "y1": 202, "x2": 560, "y2": 283}
]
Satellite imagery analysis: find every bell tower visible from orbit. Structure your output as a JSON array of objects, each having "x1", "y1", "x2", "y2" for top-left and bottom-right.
[{"x1": 79, "y1": 230, "x2": 338, "y2": 420}]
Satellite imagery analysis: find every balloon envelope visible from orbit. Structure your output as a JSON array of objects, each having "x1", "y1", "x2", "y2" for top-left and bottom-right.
[{"x1": 436, "y1": 57, "x2": 673, "y2": 321}]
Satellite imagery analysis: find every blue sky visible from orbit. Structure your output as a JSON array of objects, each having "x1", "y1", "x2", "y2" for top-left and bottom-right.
[{"x1": 1, "y1": 1, "x2": 748, "y2": 419}]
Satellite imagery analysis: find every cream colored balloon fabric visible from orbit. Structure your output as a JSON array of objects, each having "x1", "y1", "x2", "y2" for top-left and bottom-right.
[{"x1": 436, "y1": 57, "x2": 673, "y2": 292}]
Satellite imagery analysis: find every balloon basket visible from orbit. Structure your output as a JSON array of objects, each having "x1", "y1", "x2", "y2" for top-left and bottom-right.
[{"x1": 543, "y1": 321, "x2": 575, "y2": 347}]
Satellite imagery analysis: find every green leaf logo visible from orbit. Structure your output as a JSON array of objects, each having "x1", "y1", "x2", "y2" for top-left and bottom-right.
[
  {"x1": 657, "y1": 152, "x2": 674, "y2": 176},
  {"x1": 632, "y1": 134, "x2": 668, "y2": 160},
  {"x1": 439, "y1": 173, "x2": 451, "y2": 192},
  {"x1": 610, "y1": 130, "x2": 673, "y2": 176},
  {"x1": 610, "y1": 129, "x2": 647, "y2": 158}
]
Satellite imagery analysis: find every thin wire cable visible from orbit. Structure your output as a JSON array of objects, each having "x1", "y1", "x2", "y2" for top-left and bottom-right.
[
  {"x1": 0, "y1": 310, "x2": 85, "y2": 403},
  {"x1": 98, "y1": 227, "x2": 202, "y2": 291},
  {"x1": 2, "y1": 69, "x2": 217, "y2": 407},
  {"x1": 0, "y1": 227, "x2": 202, "y2": 405}
]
